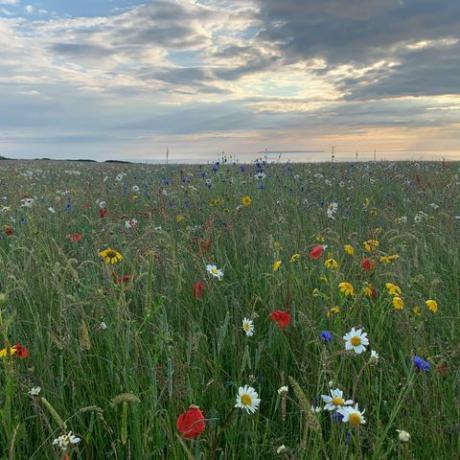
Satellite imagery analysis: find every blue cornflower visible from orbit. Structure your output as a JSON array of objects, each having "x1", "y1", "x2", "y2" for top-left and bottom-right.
[
  {"x1": 320, "y1": 330, "x2": 333, "y2": 342},
  {"x1": 413, "y1": 355, "x2": 430, "y2": 372}
]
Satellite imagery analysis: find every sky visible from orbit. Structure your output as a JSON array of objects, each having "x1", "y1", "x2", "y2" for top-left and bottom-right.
[{"x1": 1, "y1": 0, "x2": 460, "y2": 162}]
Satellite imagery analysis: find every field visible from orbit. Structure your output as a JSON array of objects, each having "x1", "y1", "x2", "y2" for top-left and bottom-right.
[{"x1": 0, "y1": 159, "x2": 458, "y2": 459}]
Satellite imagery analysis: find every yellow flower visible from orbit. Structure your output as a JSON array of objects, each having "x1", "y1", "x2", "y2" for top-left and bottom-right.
[
  {"x1": 315, "y1": 234, "x2": 325, "y2": 243},
  {"x1": 326, "y1": 306, "x2": 341, "y2": 317},
  {"x1": 392, "y1": 296, "x2": 404, "y2": 310},
  {"x1": 425, "y1": 299, "x2": 438, "y2": 313},
  {"x1": 273, "y1": 241, "x2": 282, "y2": 252},
  {"x1": 379, "y1": 255, "x2": 400, "y2": 264},
  {"x1": 344, "y1": 244, "x2": 354, "y2": 256},
  {"x1": 312, "y1": 288, "x2": 321, "y2": 297},
  {"x1": 209, "y1": 198, "x2": 224, "y2": 207},
  {"x1": 363, "y1": 239, "x2": 379, "y2": 252},
  {"x1": 99, "y1": 248, "x2": 123, "y2": 265},
  {"x1": 272, "y1": 260, "x2": 282, "y2": 272},
  {"x1": 412, "y1": 306, "x2": 422, "y2": 316},
  {"x1": 385, "y1": 282, "x2": 402, "y2": 296},
  {"x1": 241, "y1": 195, "x2": 252, "y2": 207},
  {"x1": 319, "y1": 275, "x2": 328, "y2": 283},
  {"x1": 325, "y1": 258, "x2": 339, "y2": 270},
  {"x1": 339, "y1": 282, "x2": 355, "y2": 297},
  {"x1": 362, "y1": 282, "x2": 374, "y2": 297},
  {"x1": 175, "y1": 214, "x2": 185, "y2": 223},
  {"x1": 290, "y1": 253, "x2": 301, "y2": 263}
]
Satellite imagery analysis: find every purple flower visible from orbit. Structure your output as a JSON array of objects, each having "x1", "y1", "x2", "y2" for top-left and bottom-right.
[
  {"x1": 413, "y1": 355, "x2": 430, "y2": 372},
  {"x1": 320, "y1": 330, "x2": 333, "y2": 342}
]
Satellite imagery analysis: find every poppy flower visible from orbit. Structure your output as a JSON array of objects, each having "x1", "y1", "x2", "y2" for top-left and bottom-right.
[
  {"x1": 309, "y1": 245, "x2": 325, "y2": 260},
  {"x1": 68, "y1": 232, "x2": 82, "y2": 243},
  {"x1": 192, "y1": 280, "x2": 205, "y2": 299},
  {"x1": 12, "y1": 343, "x2": 29, "y2": 359},
  {"x1": 112, "y1": 273, "x2": 132, "y2": 284},
  {"x1": 99, "y1": 208, "x2": 108, "y2": 218},
  {"x1": 177, "y1": 405, "x2": 206, "y2": 439},
  {"x1": 4, "y1": 226, "x2": 13, "y2": 236},
  {"x1": 361, "y1": 258, "x2": 375, "y2": 272},
  {"x1": 270, "y1": 310, "x2": 291, "y2": 329}
]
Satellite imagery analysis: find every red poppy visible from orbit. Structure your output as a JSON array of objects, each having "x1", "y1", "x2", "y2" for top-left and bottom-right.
[
  {"x1": 99, "y1": 208, "x2": 108, "y2": 218},
  {"x1": 361, "y1": 258, "x2": 376, "y2": 272},
  {"x1": 177, "y1": 405, "x2": 206, "y2": 439},
  {"x1": 4, "y1": 226, "x2": 13, "y2": 236},
  {"x1": 112, "y1": 272, "x2": 132, "y2": 284},
  {"x1": 309, "y1": 245, "x2": 325, "y2": 260},
  {"x1": 270, "y1": 310, "x2": 291, "y2": 329},
  {"x1": 192, "y1": 280, "x2": 205, "y2": 299},
  {"x1": 13, "y1": 343, "x2": 29, "y2": 359},
  {"x1": 68, "y1": 232, "x2": 82, "y2": 243}
]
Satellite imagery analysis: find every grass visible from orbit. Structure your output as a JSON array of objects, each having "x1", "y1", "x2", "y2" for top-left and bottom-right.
[{"x1": 0, "y1": 159, "x2": 458, "y2": 459}]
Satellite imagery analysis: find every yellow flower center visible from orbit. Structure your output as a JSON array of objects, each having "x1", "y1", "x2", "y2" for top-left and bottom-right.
[
  {"x1": 332, "y1": 397, "x2": 345, "y2": 406},
  {"x1": 349, "y1": 413, "x2": 361, "y2": 427},
  {"x1": 106, "y1": 251, "x2": 117, "y2": 259},
  {"x1": 241, "y1": 394, "x2": 252, "y2": 406},
  {"x1": 350, "y1": 336, "x2": 361, "y2": 346},
  {"x1": 243, "y1": 323, "x2": 251, "y2": 332}
]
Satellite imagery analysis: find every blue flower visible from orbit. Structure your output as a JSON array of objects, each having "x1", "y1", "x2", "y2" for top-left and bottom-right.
[
  {"x1": 413, "y1": 355, "x2": 430, "y2": 372},
  {"x1": 320, "y1": 330, "x2": 333, "y2": 342}
]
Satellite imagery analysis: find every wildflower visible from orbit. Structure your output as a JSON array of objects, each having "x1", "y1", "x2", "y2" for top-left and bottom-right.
[
  {"x1": 68, "y1": 232, "x2": 82, "y2": 243},
  {"x1": 369, "y1": 350, "x2": 380, "y2": 364},
  {"x1": 310, "y1": 245, "x2": 325, "y2": 260},
  {"x1": 242, "y1": 318, "x2": 255, "y2": 337},
  {"x1": 326, "y1": 306, "x2": 341, "y2": 317},
  {"x1": 344, "y1": 244, "x2": 354, "y2": 256},
  {"x1": 11, "y1": 343, "x2": 28, "y2": 358},
  {"x1": 362, "y1": 282, "x2": 377, "y2": 298},
  {"x1": 176, "y1": 405, "x2": 206, "y2": 439},
  {"x1": 99, "y1": 208, "x2": 108, "y2": 218},
  {"x1": 272, "y1": 260, "x2": 282, "y2": 272},
  {"x1": 270, "y1": 310, "x2": 291, "y2": 329},
  {"x1": 385, "y1": 283, "x2": 402, "y2": 296},
  {"x1": 131, "y1": 185, "x2": 140, "y2": 192},
  {"x1": 192, "y1": 280, "x2": 205, "y2": 299},
  {"x1": 99, "y1": 248, "x2": 123, "y2": 265},
  {"x1": 379, "y1": 254, "x2": 399, "y2": 264},
  {"x1": 413, "y1": 355, "x2": 430, "y2": 372},
  {"x1": 235, "y1": 385, "x2": 260, "y2": 414},
  {"x1": 392, "y1": 296, "x2": 404, "y2": 310},
  {"x1": 339, "y1": 282, "x2": 355, "y2": 297},
  {"x1": 320, "y1": 330, "x2": 333, "y2": 342},
  {"x1": 363, "y1": 239, "x2": 379, "y2": 252},
  {"x1": 206, "y1": 264, "x2": 224, "y2": 280},
  {"x1": 361, "y1": 258, "x2": 375, "y2": 272},
  {"x1": 425, "y1": 299, "x2": 438, "y2": 313},
  {"x1": 175, "y1": 214, "x2": 185, "y2": 223},
  {"x1": 322, "y1": 388, "x2": 353, "y2": 411},
  {"x1": 326, "y1": 202, "x2": 338, "y2": 219},
  {"x1": 113, "y1": 273, "x2": 132, "y2": 284},
  {"x1": 99, "y1": 321, "x2": 107, "y2": 330},
  {"x1": 325, "y1": 258, "x2": 339, "y2": 270},
  {"x1": 4, "y1": 225, "x2": 13, "y2": 236},
  {"x1": 277, "y1": 386, "x2": 289, "y2": 395},
  {"x1": 276, "y1": 445, "x2": 288, "y2": 455},
  {"x1": 20, "y1": 198, "x2": 34, "y2": 208},
  {"x1": 28, "y1": 386, "x2": 42, "y2": 396},
  {"x1": 52, "y1": 431, "x2": 81, "y2": 452},
  {"x1": 338, "y1": 404, "x2": 366, "y2": 427},
  {"x1": 343, "y1": 327, "x2": 369, "y2": 354},
  {"x1": 396, "y1": 429, "x2": 411, "y2": 442},
  {"x1": 241, "y1": 195, "x2": 252, "y2": 207},
  {"x1": 412, "y1": 306, "x2": 422, "y2": 316},
  {"x1": 290, "y1": 253, "x2": 300, "y2": 263},
  {"x1": 125, "y1": 218, "x2": 138, "y2": 229}
]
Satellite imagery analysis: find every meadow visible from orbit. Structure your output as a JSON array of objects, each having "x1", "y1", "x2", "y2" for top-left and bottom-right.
[{"x1": 0, "y1": 159, "x2": 458, "y2": 459}]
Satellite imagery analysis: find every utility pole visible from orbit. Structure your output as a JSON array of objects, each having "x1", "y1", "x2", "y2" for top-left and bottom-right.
[
  {"x1": 166, "y1": 147, "x2": 169, "y2": 165},
  {"x1": 331, "y1": 146, "x2": 335, "y2": 162}
]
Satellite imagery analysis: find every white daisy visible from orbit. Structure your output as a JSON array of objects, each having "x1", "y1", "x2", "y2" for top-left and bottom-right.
[
  {"x1": 28, "y1": 386, "x2": 42, "y2": 396},
  {"x1": 370, "y1": 350, "x2": 379, "y2": 364},
  {"x1": 396, "y1": 429, "x2": 410, "y2": 442},
  {"x1": 206, "y1": 264, "x2": 224, "y2": 280},
  {"x1": 337, "y1": 404, "x2": 366, "y2": 427},
  {"x1": 321, "y1": 388, "x2": 353, "y2": 411},
  {"x1": 125, "y1": 218, "x2": 138, "y2": 229},
  {"x1": 343, "y1": 327, "x2": 369, "y2": 354},
  {"x1": 132, "y1": 185, "x2": 140, "y2": 192},
  {"x1": 20, "y1": 198, "x2": 34, "y2": 208},
  {"x1": 52, "y1": 431, "x2": 81, "y2": 451},
  {"x1": 235, "y1": 385, "x2": 260, "y2": 414},
  {"x1": 277, "y1": 386, "x2": 289, "y2": 395},
  {"x1": 242, "y1": 318, "x2": 255, "y2": 337}
]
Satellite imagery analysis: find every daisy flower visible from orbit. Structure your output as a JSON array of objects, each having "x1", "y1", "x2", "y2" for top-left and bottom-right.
[
  {"x1": 338, "y1": 404, "x2": 366, "y2": 427},
  {"x1": 52, "y1": 431, "x2": 81, "y2": 451},
  {"x1": 235, "y1": 385, "x2": 261, "y2": 414},
  {"x1": 242, "y1": 318, "x2": 255, "y2": 337},
  {"x1": 206, "y1": 264, "x2": 224, "y2": 280},
  {"x1": 99, "y1": 248, "x2": 123, "y2": 265},
  {"x1": 321, "y1": 388, "x2": 353, "y2": 411},
  {"x1": 343, "y1": 327, "x2": 369, "y2": 354}
]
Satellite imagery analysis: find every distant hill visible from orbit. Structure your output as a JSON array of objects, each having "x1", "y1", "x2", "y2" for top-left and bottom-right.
[{"x1": 104, "y1": 159, "x2": 133, "y2": 164}]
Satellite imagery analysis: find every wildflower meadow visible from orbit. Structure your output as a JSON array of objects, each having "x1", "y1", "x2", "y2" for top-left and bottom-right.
[{"x1": 0, "y1": 159, "x2": 458, "y2": 459}]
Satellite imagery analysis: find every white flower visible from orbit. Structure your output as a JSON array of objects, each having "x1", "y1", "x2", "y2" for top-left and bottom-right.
[
  {"x1": 99, "y1": 321, "x2": 107, "y2": 330},
  {"x1": 337, "y1": 404, "x2": 366, "y2": 427},
  {"x1": 98, "y1": 201, "x2": 107, "y2": 209},
  {"x1": 311, "y1": 405, "x2": 322, "y2": 413},
  {"x1": 326, "y1": 202, "x2": 338, "y2": 219},
  {"x1": 20, "y1": 198, "x2": 34, "y2": 208},
  {"x1": 321, "y1": 388, "x2": 353, "y2": 411},
  {"x1": 205, "y1": 178, "x2": 212, "y2": 186},
  {"x1": 429, "y1": 203, "x2": 439, "y2": 210},
  {"x1": 396, "y1": 429, "x2": 411, "y2": 442},
  {"x1": 277, "y1": 386, "x2": 289, "y2": 395},
  {"x1": 242, "y1": 318, "x2": 255, "y2": 337},
  {"x1": 343, "y1": 327, "x2": 369, "y2": 354},
  {"x1": 52, "y1": 431, "x2": 81, "y2": 451},
  {"x1": 276, "y1": 445, "x2": 288, "y2": 454},
  {"x1": 115, "y1": 173, "x2": 125, "y2": 182},
  {"x1": 132, "y1": 185, "x2": 140, "y2": 192},
  {"x1": 370, "y1": 350, "x2": 379, "y2": 364},
  {"x1": 235, "y1": 385, "x2": 261, "y2": 414},
  {"x1": 206, "y1": 264, "x2": 224, "y2": 280},
  {"x1": 48, "y1": 207, "x2": 56, "y2": 213},
  {"x1": 28, "y1": 386, "x2": 41, "y2": 396},
  {"x1": 125, "y1": 218, "x2": 138, "y2": 229}
]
